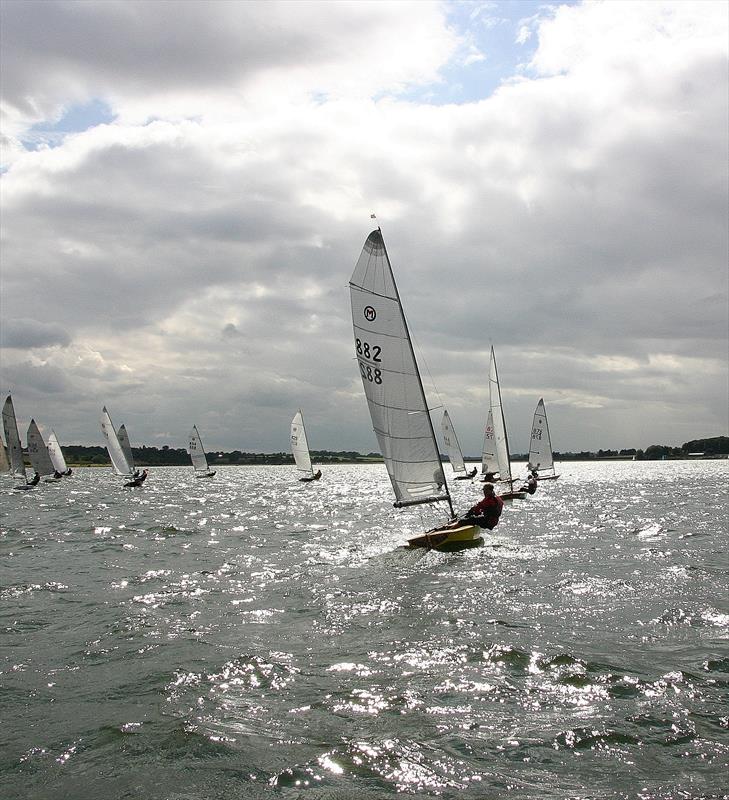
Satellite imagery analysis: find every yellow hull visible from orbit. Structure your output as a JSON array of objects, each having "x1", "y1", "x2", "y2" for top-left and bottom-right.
[{"x1": 407, "y1": 524, "x2": 483, "y2": 552}]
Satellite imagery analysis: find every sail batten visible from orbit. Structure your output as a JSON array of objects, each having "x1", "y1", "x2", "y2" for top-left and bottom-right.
[{"x1": 349, "y1": 229, "x2": 451, "y2": 513}]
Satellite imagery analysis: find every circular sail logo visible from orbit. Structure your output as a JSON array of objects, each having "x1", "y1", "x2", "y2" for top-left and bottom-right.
[{"x1": 364, "y1": 305, "x2": 376, "y2": 322}]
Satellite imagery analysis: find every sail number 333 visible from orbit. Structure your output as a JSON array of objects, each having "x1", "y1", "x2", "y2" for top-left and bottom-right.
[{"x1": 356, "y1": 338, "x2": 382, "y2": 384}]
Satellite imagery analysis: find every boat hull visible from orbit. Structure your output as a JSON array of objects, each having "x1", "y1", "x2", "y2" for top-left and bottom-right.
[
  {"x1": 407, "y1": 524, "x2": 483, "y2": 552},
  {"x1": 500, "y1": 491, "x2": 528, "y2": 501}
]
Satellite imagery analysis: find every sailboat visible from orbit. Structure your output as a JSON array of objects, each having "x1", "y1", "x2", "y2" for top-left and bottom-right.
[
  {"x1": 480, "y1": 409, "x2": 500, "y2": 481},
  {"x1": 27, "y1": 420, "x2": 60, "y2": 481},
  {"x1": 188, "y1": 425, "x2": 216, "y2": 477},
  {"x1": 486, "y1": 347, "x2": 526, "y2": 501},
  {"x1": 100, "y1": 406, "x2": 134, "y2": 478},
  {"x1": 48, "y1": 431, "x2": 72, "y2": 476},
  {"x1": 528, "y1": 398, "x2": 559, "y2": 480},
  {"x1": 117, "y1": 424, "x2": 135, "y2": 475},
  {"x1": 349, "y1": 228, "x2": 481, "y2": 551},
  {"x1": 290, "y1": 410, "x2": 322, "y2": 482},
  {"x1": 441, "y1": 410, "x2": 477, "y2": 479},
  {"x1": 2, "y1": 394, "x2": 33, "y2": 488}
]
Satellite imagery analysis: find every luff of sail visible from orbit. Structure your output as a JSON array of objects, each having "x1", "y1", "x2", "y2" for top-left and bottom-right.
[
  {"x1": 47, "y1": 431, "x2": 68, "y2": 473},
  {"x1": 529, "y1": 398, "x2": 555, "y2": 474},
  {"x1": 27, "y1": 420, "x2": 55, "y2": 476},
  {"x1": 349, "y1": 229, "x2": 449, "y2": 510},
  {"x1": 100, "y1": 407, "x2": 133, "y2": 476},
  {"x1": 188, "y1": 425, "x2": 211, "y2": 474},
  {"x1": 441, "y1": 410, "x2": 466, "y2": 475},
  {"x1": 290, "y1": 410, "x2": 314, "y2": 478},
  {"x1": 2, "y1": 395, "x2": 27, "y2": 480},
  {"x1": 488, "y1": 347, "x2": 513, "y2": 485}
]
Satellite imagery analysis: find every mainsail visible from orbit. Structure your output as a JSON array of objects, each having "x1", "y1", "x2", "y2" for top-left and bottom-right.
[
  {"x1": 0, "y1": 430, "x2": 10, "y2": 473},
  {"x1": 100, "y1": 407, "x2": 133, "y2": 476},
  {"x1": 47, "y1": 431, "x2": 69, "y2": 474},
  {"x1": 27, "y1": 420, "x2": 55, "y2": 476},
  {"x1": 487, "y1": 347, "x2": 513, "y2": 485},
  {"x1": 2, "y1": 395, "x2": 27, "y2": 480},
  {"x1": 441, "y1": 410, "x2": 466, "y2": 475},
  {"x1": 349, "y1": 229, "x2": 450, "y2": 511},
  {"x1": 290, "y1": 410, "x2": 314, "y2": 478},
  {"x1": 528, "y1": 398, "x2": 555, "y2": 475},
  {"x1": 481, "y1": 409, "x2": 498, "y2": 477},
  {"x1": 117, "y1": 424, "x2": 135, "y2": 474},
  {"x1": 188, "y1": 425, "x2": 212, "y2": 474}
]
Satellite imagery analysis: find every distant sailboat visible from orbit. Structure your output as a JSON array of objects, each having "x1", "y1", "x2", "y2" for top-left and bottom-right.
[
  {"x1": 486, "y1": 347, "x2": 526, "y2": 501},
  {"x1": 117, "y1": 424, "x2": 135, "y2": 476},
  {"x1": 2, "y1": 394, "x2": 32, "y2": 488},
  {"x1": 528, "y1": 398, "x2": 559, "y2": 480},
  {"x1": 0, "y1": 429, "x2": 10, "y2": 474},
  {"x1": 100, "y1": 407, "x2": 134, "y2": 479},
  {"x1": 48, "y1": 431, "x2": 72, "y2": 476},
  {"x1": 480, "y1": 409, "x2": 499, "y2": 482},
  {"x1": 441, "y1": 410, "x2": 477, "y2": 479},
  {"x1": 350, "y1": 228, "x2": 481, "y2": 551},
  {"x1": 290, "y1": 410, "x2": 321, "y2": 482},
  {"x1": 188, "y1": 425, "x2": 216, "y2": 478},
  {"x1": 27, "y1": 420, "x2": 59, "y2": 481}
]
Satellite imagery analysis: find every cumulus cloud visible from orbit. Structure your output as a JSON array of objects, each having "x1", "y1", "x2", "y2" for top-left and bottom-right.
[{"x1": 0, "y1": 0, "x2": 726, "y2": 453}]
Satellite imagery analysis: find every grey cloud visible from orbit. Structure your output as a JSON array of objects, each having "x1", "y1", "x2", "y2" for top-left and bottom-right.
[{"x1": 2, "y1": 318, "x2": 72, "y2": 348}]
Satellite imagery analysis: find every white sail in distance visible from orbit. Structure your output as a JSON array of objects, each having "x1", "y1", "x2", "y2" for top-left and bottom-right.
[
  {"x1": 2, "y1": 395, "x2": 27, "y2": 480},
  {"x1": 528, "y1": 398, "x2": 555, "y2": 473},
  {"x1": 188, "y1": 425, "x2": 211, "y2": 474},
  {"x1": 290, "y1": 410, "x2": 314, "y2": 478},
  {"x1": 488, "y1": 347, "x2": 513, "y2": 485},
  {"x1": 100, "y1": 407, "x2": 133, "y2": 476},
  {"x1": 481, "y1": 409, "x2": 499, "y2": 476},
  {"x1": 26, "y1": 420, "x2": 55, "y2": 476},
  {"x1": 441, "y1": 410, "x2": 466, "y2": 474},
  {"x1": 47, "y1": 431, "x2": 68, "y2": 473},
  {"x1": 349, "y1": 229, "x2": 449, "y2": 510},
  {"x1": 117, "y1": 424, "x2": 135, "y2": 473}
]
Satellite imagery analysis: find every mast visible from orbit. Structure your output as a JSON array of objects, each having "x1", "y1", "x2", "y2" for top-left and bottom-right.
[{"x1": 378, "y1": 230, "x2": 454, "y2": 517}]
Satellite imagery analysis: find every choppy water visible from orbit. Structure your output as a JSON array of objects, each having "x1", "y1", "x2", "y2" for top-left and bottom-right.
[{"x1": 1, "y1": 461, "x2": 728, "y2": 800}]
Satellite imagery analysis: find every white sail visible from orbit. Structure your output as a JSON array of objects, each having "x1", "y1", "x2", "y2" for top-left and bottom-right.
[
  {"x1": 100, "y1": 407, "x2": 133, "y2": 476},
  {"x1": 2, "y1": 395, "x2": 27, "y2": 480},
  {"x1": 27, "y1": 420, "x2": 55, "y2": 476},
  {"x1": 488, "y1": 347, "x2": 513, "y2": 484},
  {"x1": 481, "y1": 409, "x2": 499, "y2": 476},
  {"x1": 528, "y1": 398, "x2": 555, "y2": 474},
  {"x1": 188, "y1": 425, "x2": 211, "y2": 473},
  {"x1": 117, "y1": 424, "x2": 135, "y2": 473},
  {"x1": 47, "y1": 431, "x2": 68, "y2": 473},
  {"x1": 349, "y1": 229, "x2": 449, "y2": 510},
  {"x1": 290, "y1": 410, "x2": 314, "y2": 477},
  {"x1": 441, "y1": 410, "x2": 466, "y2": 475}
]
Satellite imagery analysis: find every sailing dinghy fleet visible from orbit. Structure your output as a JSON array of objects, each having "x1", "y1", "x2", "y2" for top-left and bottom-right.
[{"x1": 4, "y1": 224, "x2": 559, "y2": 549}]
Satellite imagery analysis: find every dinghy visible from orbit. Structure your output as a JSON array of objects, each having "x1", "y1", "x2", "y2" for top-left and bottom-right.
[
  {"x1": 441, "y1": 410, "x2": 477, "y2": 479},
  {"x1": 2, "y1": 395, "x2": 33, "y2": 489},
  {"x1": 100, "y1": 407, "x2": 136, "y2": 483},
  {"x1": 188, "y1": 425, "x2": 216, "y2": 477},
  {"x1": 486, "y1": 348, "x2": 526, "y2": 501},
  {"x1": 27, "y1": 420, "x2": 60, "y2": 481},
  {"x1": 480, "y1": 409, "x2": 500, "y2": 482},
  {"x1": 349, "y1": 228, "x2": 481, "y2": 551},
  {"x1": 290, "y1": 410, "x2": 321, "y2": 482},
  {"x1": 48, "y1": 431, "x2": 72, "y2": 476},
  {"x1": 528, "y1": 398, "x2": 560, "y2": 480}
]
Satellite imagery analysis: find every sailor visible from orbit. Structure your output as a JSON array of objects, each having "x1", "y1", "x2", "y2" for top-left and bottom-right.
[
  {"x1": 125, "y1": 469, "x2": 148, "y2": 487},
  {"x1": 29, "y1": 471, "x2": 40, "y2": 486},
  {"x1": 460, "y1": 483, "x2": 504, "y2": 530},
  {"x1": 520, "y1": 473, "x2": 538, "y2": 495},
  {"x1": 482, "y1": 471, "x2": 499, "y2": 482}
]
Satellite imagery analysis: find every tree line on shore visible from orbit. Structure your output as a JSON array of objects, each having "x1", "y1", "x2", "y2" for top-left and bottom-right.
[{"x1": 48, "y1": 436, "x2": 729, "y2": 467}]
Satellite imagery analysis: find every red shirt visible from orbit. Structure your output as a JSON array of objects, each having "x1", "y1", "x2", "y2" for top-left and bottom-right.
[{"x1": 468, "y1": 494, "x2": 504, "y2": 520}]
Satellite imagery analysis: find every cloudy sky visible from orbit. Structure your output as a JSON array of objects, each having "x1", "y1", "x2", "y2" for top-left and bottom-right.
[{"x1": 1, "y1": 0, "x2": 727, "y2": 456}]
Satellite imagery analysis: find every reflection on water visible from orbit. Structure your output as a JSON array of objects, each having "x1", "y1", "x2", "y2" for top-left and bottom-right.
[{"x1": 1, "y1": 460, "x2": 727, "y2": 799}]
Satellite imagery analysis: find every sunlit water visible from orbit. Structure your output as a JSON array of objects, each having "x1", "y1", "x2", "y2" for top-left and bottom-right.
[{"x1": 1, "y1": 461, "x2": 727, "y2": 799}]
